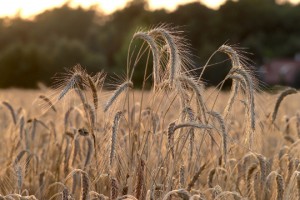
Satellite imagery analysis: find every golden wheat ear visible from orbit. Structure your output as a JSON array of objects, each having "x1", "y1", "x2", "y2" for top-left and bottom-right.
[
  {"x1": 109, "y1": 111, "x2": 123, "y2": 167},
  {"x1": 148, "y1": 26, "x2": 192, "y2": 87},
  {"x1": 104, "y1": 81, "x2": 133, "y2": 112},
  {"x1": 34, "y1": 65, "x2": 87, "y2": 117},
  {"x1": 110, "y1": 177, "x2": 119, "y2": 200},
  {"x1": 133, "y1": 31, "x2": 160, "y2": 88},
  {"x1": 271, "y1": 88, "x2": 297, "y2": 123},
  {"x1": 149, "y1": 28, "x2": 180, "y2": 87},
  {"x1": 2, "y1": 101, "x2": 17, "y2": 125},
  {"x1": 87, "y1": 71, "x2": 106, "y2": 111},
  {"x1": 59, "y1": 67, "x2": 87, "y2": 100},
  {"x1": 162, "y1": 189, "x2": 191, "y2": 200}
]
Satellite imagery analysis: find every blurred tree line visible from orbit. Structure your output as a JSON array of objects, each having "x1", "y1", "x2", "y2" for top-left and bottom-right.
[{"x1": 0, "y1": 0, "x2": 299, "y2": 88}]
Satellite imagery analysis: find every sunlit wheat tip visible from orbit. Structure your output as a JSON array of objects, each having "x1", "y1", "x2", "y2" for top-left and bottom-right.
[
  {"x1": 149, "y1": 28, "x2": 181, "y2": 87},
  {"x1": 58, "y1": 72, "x2": 83, "y2": 101}
]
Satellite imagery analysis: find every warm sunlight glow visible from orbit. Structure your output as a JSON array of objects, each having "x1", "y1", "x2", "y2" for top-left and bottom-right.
[
  {"x1": 70, "y1": 0, "x2": 128, "y2": 14},
  {"x1": 0, "y1": 0, "x2": 230, "y2": 18},
  {"x1": 0, "y1": 0, "x2": 64, "y2": 18},
  {"x1": 0, "y1": 0, "x2": 129, "y2": 18},
  {"x1": 149, "y1": 0, "x2": 198, "y2": 10},
  {"x1": 201, "y1": 0, "x2": 227, "y2": 8},
  {"x1": 0, "y1": 0, "x2": 299, "y2": 18}
]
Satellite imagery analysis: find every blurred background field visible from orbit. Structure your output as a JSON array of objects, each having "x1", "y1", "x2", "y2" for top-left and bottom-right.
[{"x1": 0, "y1": 0, "x2": 299, "y2": 89}]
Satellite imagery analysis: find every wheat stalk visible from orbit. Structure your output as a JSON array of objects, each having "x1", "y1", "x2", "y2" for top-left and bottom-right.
[
  {"x1": 173, "y1": 122, "x2": 212, "y2": 132},
  {"x1": 149, "y1": 28, "x2": 181, "y2": 87},
  {"x1": 177, "y1": 76, "x2": 207, "y2": 122},
  {"x1": 104, "y1": 81, "x2": 133, "y2": 112},
  {"x1": 86, "y1": 75, "x2": 98, "y2": 111},
  {"x1": 133, "y1": 32, "x2": 160, "y2": 87},
  {"x1": 84, "y1": 136, "x2": 93, "y2": 168},
  {"x1": 207, "y1": 111, "x2": 227, "y2": 165},
  {"x1": 271, "y1": 88, "x2": 297, "y2": 123},
  {"x1": 38, "y1": 95, "x2": 57, "y2": 112},
  {"x1": 135, "y1": 159, "x2": 145, "y2": 199},
  {"x1": 2, "y1": 101, "x2": 17, "y2": 124},
  {"x1": 187, "y1": 163, "x2": 207, "y2": 191}
]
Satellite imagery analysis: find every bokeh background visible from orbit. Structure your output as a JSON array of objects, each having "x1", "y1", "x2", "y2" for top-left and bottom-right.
[{"x1": 0, "y1": 0, "x2": 299, "y2": 89}]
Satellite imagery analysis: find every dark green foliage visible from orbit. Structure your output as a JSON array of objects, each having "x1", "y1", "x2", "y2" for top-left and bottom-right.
[{"x1": 0, "y1": 0, "x2": 299, "y2": 88}]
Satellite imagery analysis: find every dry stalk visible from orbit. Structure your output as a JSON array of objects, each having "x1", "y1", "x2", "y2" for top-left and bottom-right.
[
  {"x1": 271, "y1": 88, "x2": 297, "y2": 123},
  {"x1": 133, "y1": 32, "x2": 160, "y2": 87},
  {"x1": 104, "y1": 81, "x2": 133, "y2": 112},
  {"x1": 149, "y1": 28, "x2": 181, "y2": 87}
]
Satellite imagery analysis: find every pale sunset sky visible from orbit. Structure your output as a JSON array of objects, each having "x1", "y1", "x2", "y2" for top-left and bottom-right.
[{"x1": 0, "y1": 0, "x2": 299, "y2": 18}]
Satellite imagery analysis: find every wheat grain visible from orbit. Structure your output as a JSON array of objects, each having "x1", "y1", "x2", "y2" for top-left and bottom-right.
[
  {"x1": 2, "y1": 101, "x2": 17, "y2": 125},
  {"x1": 271, "y1": 88, "x2": 297, "y2": 123},
  {"x1": 117, "y1": 195, "x2": 138, "y2": 200},
  {"x1": 162, "y1": 189, "x2": 190, "y2": 200},
  {"x1": 173, "y1": 122, "x2": 212, "y2": 132},
  {"x1": 135, "y1": 159, "x2": 145, "y2": 199},
  {"x1": 81, "y1": 171, "x2": 89, "y2": 200},
  {"x1": 89, "y1": 191, "x2": 109, "y2": 200},
  {"x1": 84, "y1": 137, "x2": 93, "y2": 168},
  {"x1": 133, "y1": 32, "x2": 160, "y2": 87},
  {"x1": 276, "y1": 173, "x2": 284, "y2": 200},
  {"x1": 58, "y1": 73, "x2": 83, "y2": 101},
  {"x1": 111, "y1": 178, "x2": 119, "y2": 200},
  {"x1": 179, "y1": 165, "x2": 185, "y2": 188},
  {"x1": 62, "y1": 187, "x2": 69, "y2": 200},
  {"x1": 246, "y1": 164, "x2": 258, "y2": 199},
  {"x1": 214, "y1": 191, "x2": 242, "y2": 200},
  {"x1": 149, "y1": 28, "x2": 181, "y2": 87},
  {"x1": 207, "y1": 111, "x2": 227, "y2": 165},
  {"x1": 167, "y1": 121, "x2": 176, "y2": 159},
  {"x1": 218, "y1": 45, "x2": 241, "y2": 67},
  {"x1": 87, "y1": 75, "x2": 98, "y2": 111},
  {"x1": 110, "y1": 111, "x2": 123, "y2": 167},
  {"x1": 104, "y1": 81, "x2": 133, "y2": 112},
  {"x1": 177, "y1": 76, "x2": 207, "y2": 122}
]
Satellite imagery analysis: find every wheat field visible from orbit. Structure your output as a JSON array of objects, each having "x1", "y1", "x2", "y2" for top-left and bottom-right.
[{"x1": 0, "y1": 27, "x2": 300, "y2": 200}]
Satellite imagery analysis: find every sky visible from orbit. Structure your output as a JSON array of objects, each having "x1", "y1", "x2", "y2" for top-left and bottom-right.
[
  {"x1": 0, "y1": 0, "x2": 299, "y2": 18},
  {"x1": 0, "y1": 0, "x2": 226, "y2": 18}
]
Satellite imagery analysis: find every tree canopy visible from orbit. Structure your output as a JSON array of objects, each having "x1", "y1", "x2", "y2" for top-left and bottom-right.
[{"x1": 0, "y1": 0, "x2": 299, "y2": 88}]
